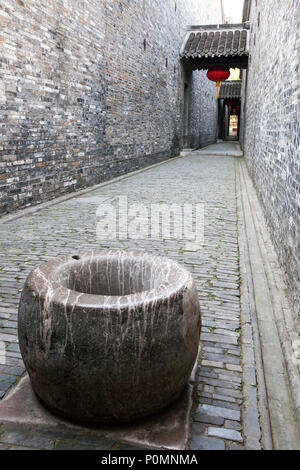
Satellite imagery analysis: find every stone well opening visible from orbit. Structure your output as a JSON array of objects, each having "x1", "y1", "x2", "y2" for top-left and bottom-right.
[{"x1": 54, "y1": 253, "x2": 174, "y2": 297}]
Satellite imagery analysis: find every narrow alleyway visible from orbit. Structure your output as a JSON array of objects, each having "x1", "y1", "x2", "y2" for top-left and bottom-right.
[{"x1": 0, "y1": 143, "x2": 298, "y2": 450}]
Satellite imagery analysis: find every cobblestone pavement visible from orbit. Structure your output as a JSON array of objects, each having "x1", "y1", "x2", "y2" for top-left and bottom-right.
[{"x1": 0, "y1": 143, "x2": 259, "y2": 450}]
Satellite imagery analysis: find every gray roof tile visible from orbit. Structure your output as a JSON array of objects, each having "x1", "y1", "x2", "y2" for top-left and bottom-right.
[
  {"x1": 181, "y1": 25, "x2": 249, "y2": 59},
  {"x1": 219, "y1": 81, "x2": 242, "y2": 99}
]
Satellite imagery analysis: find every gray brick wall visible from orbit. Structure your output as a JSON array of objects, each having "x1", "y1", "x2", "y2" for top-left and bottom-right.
[
  {"x1": 0, "y1": 0, "x2": 221, "y2": 214},
  {"x1": 189, "y1": 70, "x2": 218, "y2": 148},
  {"x1": 243, "y1": 0, "x2": 300, "y2": 322}
]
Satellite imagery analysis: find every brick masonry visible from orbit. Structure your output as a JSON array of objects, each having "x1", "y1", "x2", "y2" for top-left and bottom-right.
[
  {"x1": 0, "y1": 0, "x2": 221, "y2": 215},
  {"x1": 189, "y1": 70, "x2": 218, "y2": 148},
  {"x1": 242, "y1": 0, "x2": 300, "y2": 323}
]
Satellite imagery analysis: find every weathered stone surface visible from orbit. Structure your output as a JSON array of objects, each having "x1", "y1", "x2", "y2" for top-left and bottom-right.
[
  {"x1": 225, "y1": 420, "x2": 242, "y2": 431},
  {"x1": 200, "y1": 333, "x2": 238, "y2": 345},
  {"x1": 243, "y1": 408, "x2": 261, "y2": 440},
  {"x1": 196, "y1": 404, "x2": 240, "y2": 421},
  {"x1": 190, "y1": 435, "x2": 225, "y2": 451},
  {"x1": 207, "y1": 427, "x2": 243, "y2": 442},
  {"x1": 229, "y1": 443, "x2": 245, "y2": 451},
  {"x1": 191, "y1": 422, "x2": 206, "y2": 435},
  {"x1": 18, "y1": 250, "x2": 201, "y2": 424},
  {"x1": 193, "y1": 412, "x2": 225, "y2": 426}
]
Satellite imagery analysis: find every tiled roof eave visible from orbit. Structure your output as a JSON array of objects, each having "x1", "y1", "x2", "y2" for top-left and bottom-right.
[
  {"x1": 180, "y1": 25, "x2": 249, "y2": 61},
  {"x1": 219, "y1": 81, "x2": 242, "y2": 99}
]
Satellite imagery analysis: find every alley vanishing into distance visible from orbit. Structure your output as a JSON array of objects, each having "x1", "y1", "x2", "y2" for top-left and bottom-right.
[
  {"x1": 0, "y1": 0, "x2": 299, "y2": 455},
  {"x1": 0, "y1": 143, "x2": 298, "y2": 450}
]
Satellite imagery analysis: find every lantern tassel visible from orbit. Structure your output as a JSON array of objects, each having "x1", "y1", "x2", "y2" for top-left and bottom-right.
[{"x1": 216, "y1": 81, "x2": 220, "y2": 98}]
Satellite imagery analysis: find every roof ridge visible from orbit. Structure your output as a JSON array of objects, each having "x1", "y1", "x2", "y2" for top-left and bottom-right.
[{"x1": 186, "y1": 22, "x2": 250, "y2": 31}]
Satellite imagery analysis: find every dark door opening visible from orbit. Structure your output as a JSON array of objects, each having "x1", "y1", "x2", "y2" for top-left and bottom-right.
[{"x1": 218, "y1": 98, "x2": 240, "y2": 141}]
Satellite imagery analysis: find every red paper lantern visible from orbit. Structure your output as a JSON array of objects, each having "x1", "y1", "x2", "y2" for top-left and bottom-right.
[{"x1": 207, "y1": 67, "x2": 230, "y2": 98}]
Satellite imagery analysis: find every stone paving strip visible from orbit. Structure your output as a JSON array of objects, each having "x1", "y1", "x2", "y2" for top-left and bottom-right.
[
  {"x1": 0, "y1": 143, "x2": 296, "y2": 450},
  {"x1": 237, "y1": 159, "x2": 300, "y2": 450}
]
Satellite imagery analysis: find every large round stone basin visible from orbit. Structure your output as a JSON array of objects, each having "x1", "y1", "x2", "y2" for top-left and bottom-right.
[{"x1": 18, "y1": 250, "x2": 201, "y2": 424}]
